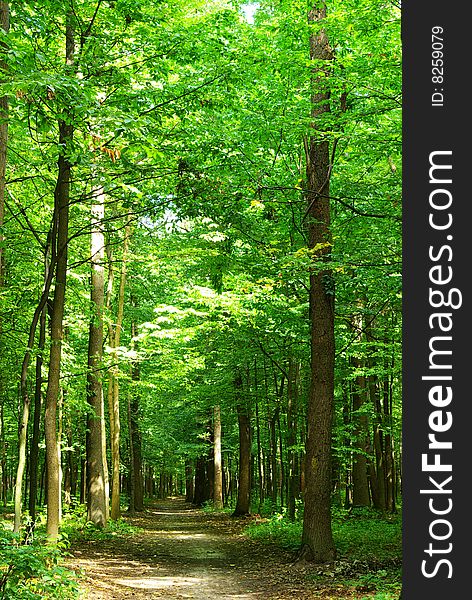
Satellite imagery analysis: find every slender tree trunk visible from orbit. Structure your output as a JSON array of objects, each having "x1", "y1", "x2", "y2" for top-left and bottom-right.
[
  {"x1": 185, "y1": 459, "x2": 194, "y2": 503},
  {"x1": 277, "y1": 412, "x2": 284, "y2": 507},
  {"x1": 86, "y1": 186, "x2": 107, "y2": 527},
  {"x1": 213, "y1": 405, "x2": 223, "y2": 509},
  {"x1": 44, "y1": 7, "x2": 75, "y2": 542},
  {"x1": 28, "y1": 273, "x2": 48, "y2": 524},
  {"x1": 254, "y1": 359, "x2": 264, "y2": 507},
  {"x1": 287, "y1": 359, "x2": 299, "y2": 521},
  {"x1": 128, "y1": 321, "x2": 144, "y2": 511},
  {"x1": 0, "y1": 404, "x2": 6, "y2": 506},
  {"x1": 351, "y1": 351, "x2": 370, "y2": 507},
  {"x1": 127, "y1": 393, "x2": 135, "y2": 516},
  {"x1": 106, "y1": 217, "x2": 131, "y2": 520},
  {"x1": 384, "y1": 366, "x2": 395, "y2": 512},
  {"x1": 301, "y1": 2, "x2": 336, "y2": 563},
  {"x1": 14, "y1": 239, "x2": 55, "y2": 533},
  {"x1": 233, "y1": 374, "x2": 251, "y2": 516}
]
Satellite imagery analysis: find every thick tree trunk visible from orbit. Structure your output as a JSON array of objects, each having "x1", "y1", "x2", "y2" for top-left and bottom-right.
[
  {"x1": 86, "y1": 186, "x2": 107, "y2": 528},
  {"x1": 213, "y1": 405, "x2": 223, "y2": 509},
  {"x1": 301, "y1": 2, "x2": 336, "y2": 563}
]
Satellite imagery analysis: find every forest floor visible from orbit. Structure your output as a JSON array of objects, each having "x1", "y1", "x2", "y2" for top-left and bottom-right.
[{"x1": 67, "y1": 497, "x2": 389, "y2": 600}]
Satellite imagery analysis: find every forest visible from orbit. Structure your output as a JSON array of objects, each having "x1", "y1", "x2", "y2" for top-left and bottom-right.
[{"x1": 0, "y1": 1, "x2": 401, "y2": 598}]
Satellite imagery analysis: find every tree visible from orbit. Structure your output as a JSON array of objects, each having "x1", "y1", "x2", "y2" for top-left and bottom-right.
[
  {"x1": 86, "y1": 184, "x2": 107, "y2": 528},
  {"x1": 233, "y1": 373, "x2": 251, "y2": 516},
  {"x1": 213, "y1": 404, "x2": 223, "y2": 509},
  {"x1": 301, "y1": 2, "x2": 336, "y2": 563},
  {"x1": 44, "y1": 8, "x2": 75, "y2": 541}
]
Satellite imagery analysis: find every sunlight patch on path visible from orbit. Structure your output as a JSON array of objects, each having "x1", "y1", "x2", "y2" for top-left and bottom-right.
[{"x1": 114, "y1": 575, "x2": 203, "y2": 589}]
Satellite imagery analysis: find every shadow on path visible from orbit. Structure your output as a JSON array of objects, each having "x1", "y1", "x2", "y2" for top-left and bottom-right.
[{"x1": 68, "y1": 497, "x2": 313, "y2": 599}]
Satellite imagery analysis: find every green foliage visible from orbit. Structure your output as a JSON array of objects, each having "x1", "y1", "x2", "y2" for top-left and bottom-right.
[
  {"x1": 60, "y1": 506, "x2": 141, "y2": 542},
  {"x1": 0, "y1": 526, "x2": 79, "y2": 599},
  {"x1": 245, "y1": 508, "x2": 401, "y2": 595}
]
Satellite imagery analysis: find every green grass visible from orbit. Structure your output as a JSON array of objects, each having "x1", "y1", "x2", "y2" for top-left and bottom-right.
[
  {"x1": 0, "y1": 524, "x2": 80, "y2": 599},
  {"x1": 245, "y1": 506, "x2": 402, "y2": 598},
  {"x1": 0, "y1": 504, "x2": 142, "y2": 599}
]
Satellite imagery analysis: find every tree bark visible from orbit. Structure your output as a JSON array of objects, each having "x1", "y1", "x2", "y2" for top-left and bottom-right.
[
  {"x1": 86, "y1": 186, "x2": 107, "y2": 527},
  {"x1": 128, "y1": 321, "x2": 144, "y2": 511},
  {"x1": 193, "y1": 456, "x2": 210, "y2": 506},
  {"x1": 233, "y1": 373, "x2": 251, "y2": 516},
  {"x1": 351, "y1": 341, "x2": 370, "y2": 507},
  {"x1": 213, "y1": 405, "x2": 223, "y2": 509},
  {"x1": 301, "y1": 2, "x2": 336, "y2": 563},
  {"x1": 185, "y1": 459, "x2": 194, "y2": 503},
  {"x1": 106, "y1": 217, "x2": 132, "y2": 520},
  {"x1": 287, "y1": 359, "x2": 299, "y2": 521},
  {"x1": 28, "y1": 276, "x2": 48, "y2": 524}
]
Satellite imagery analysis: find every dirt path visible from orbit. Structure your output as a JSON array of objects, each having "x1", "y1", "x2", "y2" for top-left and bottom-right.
[{"x1": 68, "y1": 497, "x2": 321, "y2": 600}]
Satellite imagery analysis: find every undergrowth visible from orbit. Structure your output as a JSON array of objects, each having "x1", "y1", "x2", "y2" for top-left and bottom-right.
[
  {"x1": 0, "y1": 524, "x2": 79, "y2": 599},
  {"x1": 0, "y1": 504, "x2": 140, "y2": 599},
  {"x1": 245, "y1": 506, "x2": 402, "y2": 598}
]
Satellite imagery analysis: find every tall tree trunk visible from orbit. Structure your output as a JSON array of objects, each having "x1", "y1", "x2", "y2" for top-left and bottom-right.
[
  {"x1": 86, "y1": 186, "x2": 107, "y2": 527},
  {"x1": 0, "y1": 404, "x2": 6, "y2": 506},
  {"x1": 287, "y1": 359, "x2": 299, "y2": 521},
  {"x1": 28, "y1": 266, "x2": 49, "y2": 524},
  {"x1": 383, "y1": 367, "x2": 395, "y2": 512},
  {"x1": 233, "y1": 375, "x2": 251, "y2": 516},
  {"x1": 15, "y1": 238, "x2": 54, "y2": 533},
  {"x1": 301, "y1": 2, "x2": 336, "y2": 563},
  {"x1": 351, "y1": 346, "x2": 370, "y2": 507},
  {"x1": 0, "y1": 1, "x2": 9, "y2": 289},
  {"x1": 185, "y1": 459, "x2": 194, "y2": 503},
  {"x1": 254, "y1": 359, "x2": 264, "y2": 507},
  {"x1": 106, "y1": 217, "x2": 131, "y2": 520},
  {"x1": 193, "y1": 456, "x2": 210, "y2": 505},
  {"x1": 369, "y1": 375, "x2": 386, "y2": 510},
  {"x1": 128, "y1": 321, "x2": 144, "y2": 511},
  {"x1": 44, "y1": 7, "x2": 74, "y2": 542},
  {"x1": 213, "y1": 405, "x2": 223, "y2": 509}
]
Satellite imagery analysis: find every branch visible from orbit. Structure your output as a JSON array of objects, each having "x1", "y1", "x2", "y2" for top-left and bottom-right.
[{"x1": 139, "y1": 73, "x2": 226, "y2": 116}]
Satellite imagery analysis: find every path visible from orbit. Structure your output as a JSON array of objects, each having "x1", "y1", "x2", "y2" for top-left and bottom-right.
[{"x1": 68, "y1": 498, "x2": 358, "y2": 599}]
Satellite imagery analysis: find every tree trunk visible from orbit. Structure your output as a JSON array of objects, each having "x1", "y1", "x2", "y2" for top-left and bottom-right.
[
  {"x1": 185, "y1": 459, "x2": 194, "y2": 503},
  {"x1": 193, "y1": 456, "x2": 209, "y2": 506},
  {"x1": 129, "y1": 321, "x2": 144, "y2": 511},
  {"x1": 233, "y1": 374, "x2": 251, "y2": 516},
  {"x1": 213, "y1": 405, "x2": 223, "y2": 509},
  {"x1": 106, "y1": 217, "x2": 131, "y2": 520},
  {"x1": 28, "y1": 274, "x2": 48, "y2": 525},
  {"x1": 351, "y1": 351, "x2": 370, "y2": 507},
  {"x1": 287, "y1": 359, "x2": 299, "y2": 521},
  {"x1": 254, "y1": 360, "x2": 264, "y2": 508},
  {"x1": 383, "y1": 369, "x2": 395, "y2": 512},
  {"x1": 86, "y1": 186, "x2": 107, "y2": 528},
  {"x1": 301, "y1": 2, "x2": 336, "y2": 563},
  {"x1": 44, "y1": 27, "x2": 75, "y2": 538}
]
